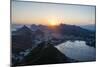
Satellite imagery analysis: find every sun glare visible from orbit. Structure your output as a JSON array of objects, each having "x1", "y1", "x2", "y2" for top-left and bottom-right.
[{"x1": 48, "y1": 19, "x2": 59, "y2": 26}]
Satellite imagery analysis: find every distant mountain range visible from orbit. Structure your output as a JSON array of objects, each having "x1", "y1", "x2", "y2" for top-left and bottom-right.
[
  {"x1": 12, "y1": 24, "x2": 96, "y2": 31},
  {"x1": 12, "y1": 24, "x2": 96, "y2": 66},
  {"x1": 12, "y1": 24, "x2": 96, "y2": 47},
  {"x1": 79, "y1": 24, "x2": 96, "y2": 31}
]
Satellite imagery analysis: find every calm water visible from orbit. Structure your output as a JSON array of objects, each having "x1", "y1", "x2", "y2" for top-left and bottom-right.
[{"x1": 55, "y1": 41, "x2": 96, "y2": 61}]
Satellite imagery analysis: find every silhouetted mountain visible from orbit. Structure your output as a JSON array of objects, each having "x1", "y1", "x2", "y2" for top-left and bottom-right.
[
  {"x1": 32, "y1": 29, "x2": 45, "y2": 43},
  {"x1": 13, "y1": 42, "x2": 77, "y2": 66},
  {"x1": 16, "y1": 25, "x2": 33, "y2": 35},
  {"x1": 30, "y1": 24, "x2": 39, "y2": 31},
  {"x1": 11, "y1": 24, "x2": 23, "y2": 31},
  {"x1": 12, "y1": 24, "x2": 96, "y2": 66},
  {"x1": 79, "y1": 24, "x2": 96, "y2": 31},
  {"x1": 58, "y1": 24, "x2": 95, "y2": 47},
  {"x1": 12, "y1": 25, "x2": 33, "y2": 52},
  {"x1": 58, "y1": 24, "x2": 94, "y2": 37},
  {"x1": 12, "y1": 24, "x2": 96, "y2": 48}
]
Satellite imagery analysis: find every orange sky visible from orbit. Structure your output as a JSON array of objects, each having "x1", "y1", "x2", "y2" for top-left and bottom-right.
[{"x1": 12, "y1": 1, "x2": 96, "y2": 25}]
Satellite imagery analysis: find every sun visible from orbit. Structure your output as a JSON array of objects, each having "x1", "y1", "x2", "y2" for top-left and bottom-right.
[{"x1": 48, "y1": 19, "x2": 59, "y2": 26}]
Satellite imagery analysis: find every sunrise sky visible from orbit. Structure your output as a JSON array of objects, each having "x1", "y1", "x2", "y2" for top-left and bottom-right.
[{"x1": 11, "y1": 1, "x2": 96, "y2": 25}]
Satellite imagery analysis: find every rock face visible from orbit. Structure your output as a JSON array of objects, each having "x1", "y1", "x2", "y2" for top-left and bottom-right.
[
  {"x1": 12, "y1": 24, "x2": 96, "y2": 66},
  {"x1": 13, "y1": 42, "x2": 77, "y2": 66},
  {"x1": 12, "y1": 25, "x2": 33, "y2": 53},
  {"x1": 12, "y1": 24, "x2": 96, "y2": 48}
]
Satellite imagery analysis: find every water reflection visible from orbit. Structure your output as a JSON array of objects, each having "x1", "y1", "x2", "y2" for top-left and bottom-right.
[{"x1": 55, "y1": 41, "x2": 96, "y2": 61}]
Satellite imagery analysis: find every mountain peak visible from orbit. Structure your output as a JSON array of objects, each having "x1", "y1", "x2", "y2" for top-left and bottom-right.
[
  {"x1": 15, "y1": 25, "x2": 33, "y2": 35},
  {"x1": 14, "y1": 42, "x2": 77, "y2": 66}
]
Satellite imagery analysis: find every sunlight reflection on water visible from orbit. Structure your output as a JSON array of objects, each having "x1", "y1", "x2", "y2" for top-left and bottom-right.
[{"x1": 55, "y1": 41, "x2": 96, "y2": 61}]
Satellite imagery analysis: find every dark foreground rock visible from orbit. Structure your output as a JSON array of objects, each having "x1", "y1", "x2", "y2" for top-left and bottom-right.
[{"x1": 13, "y1": 42, "x2": 77, "y2": 66}]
